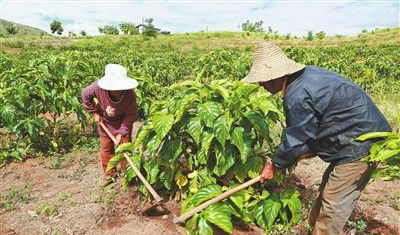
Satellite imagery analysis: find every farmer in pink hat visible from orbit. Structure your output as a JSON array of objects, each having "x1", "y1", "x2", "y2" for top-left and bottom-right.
[
  {"x1": 82, "y1": 64, "x2": 139, "y2": 187},
  {"x1": 243, "y1": 42, "x2": 391, "y2": 235}
]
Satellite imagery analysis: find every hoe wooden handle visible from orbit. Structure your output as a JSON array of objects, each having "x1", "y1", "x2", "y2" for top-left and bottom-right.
[
  {"x1": 99, "y1": 122, "x2": 163, "y2": 203},
  {"x1": 173, "y1": 175, "x2": 262, "y2": 224}
]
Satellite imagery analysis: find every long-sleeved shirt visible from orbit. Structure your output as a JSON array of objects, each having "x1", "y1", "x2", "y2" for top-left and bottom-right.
[
  {"x1": 272, "y1": 66, "x2": 391, "y2": 169},
  {"x1": 81, "y1": 81, "x2": 138, "y2": 138}
]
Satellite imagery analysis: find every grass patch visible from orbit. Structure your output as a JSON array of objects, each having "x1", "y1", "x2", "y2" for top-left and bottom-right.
[
  {"x1": 347, "y1": 219, "x2": 367, "y2": 234},
  {"x1": 95, "y1": 188, "x2": 121, "y2": 204},
  {"x1": 0, "y1": 183, "x2": 34, "y2": 211},
  {"x1": 37, "y1": 203, "x2": 59, "y2": 216}
]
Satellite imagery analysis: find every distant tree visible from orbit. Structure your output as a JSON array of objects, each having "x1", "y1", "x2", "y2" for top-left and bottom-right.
[
  {"x1": 268, "y1": 26, "x2": 273, "y2": 34},
  {"x1": 142, "y1": 18, "x2": 159, "y2": 37},
  {"x1": 120, "y1": 22, "x2": 139, "y2": 35},
  {"x1": 306, "y1": 31, "x2": 314, "y2": 41},
  {"x1": 285, "y1": 33, "x2": 291, "y2": 40},
  {"x1": 80, "y1": 30, "x2": 87, "y2": 36},
  {"x1": 98, "y1": 25, "x2": 119, "y2": 35},
  {"x1": 362, "y1": 29, "x2": 368, "y2": 34},
  {"x1": 6, "y1": 24, "x2": 17, "y2": 35},
  {"x1": 50, "y1": 20, "x2": 64, "y2": 35},
  {"x1": 68, "y1": 31, "x2": 76, "y2": 37},
  {"x1": 241, "y1": 20, "x2": 264, "y2": 32},
  {"x1": 316, "y1": 31, "x2": 326, "y2": 40}
]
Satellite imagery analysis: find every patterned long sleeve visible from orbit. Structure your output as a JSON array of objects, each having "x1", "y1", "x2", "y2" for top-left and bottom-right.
[
  {"x1": 81, "y1": 82, "x2": 100, "y2": 114},
  {"x1": 118, "y1": 91, "x2": 138, "y2": 137}
]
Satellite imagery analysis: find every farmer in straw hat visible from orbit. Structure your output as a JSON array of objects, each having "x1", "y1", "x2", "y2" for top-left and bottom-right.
[
  {"x1": 242, "y1": 42, "x2": 391, "y2": 234},
  {"x1": 82, "y1": 64, "x2": 138, "y2": 187}
]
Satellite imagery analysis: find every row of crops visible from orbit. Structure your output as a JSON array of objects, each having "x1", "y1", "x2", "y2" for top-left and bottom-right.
[{"x1": 1, "y1": 41, "x2": 399, "y2": 233}]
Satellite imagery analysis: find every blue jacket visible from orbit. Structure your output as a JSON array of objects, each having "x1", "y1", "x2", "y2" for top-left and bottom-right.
[{"x1": 272, "y1": 66, "x2": 392, "y2": 169}]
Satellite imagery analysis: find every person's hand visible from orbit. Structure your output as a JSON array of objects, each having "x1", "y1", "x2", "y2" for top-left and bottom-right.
[
  {"x1": 93, "y1": 113, "x2": 102, "y2": 125},
  {"x1": 115, "y1": 134, "x2": 122, "y2": 147},
  {"x1": 260, "y1": 161, "x2": 278, "y2": 183}
]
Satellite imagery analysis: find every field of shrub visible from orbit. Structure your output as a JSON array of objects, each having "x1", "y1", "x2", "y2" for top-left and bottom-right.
[{"x1": 1, "y1": 30, "x2": 399, "y2": 233}]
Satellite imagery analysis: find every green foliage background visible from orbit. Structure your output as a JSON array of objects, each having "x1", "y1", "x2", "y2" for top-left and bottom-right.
[{"x1": 0, "y1": 31, "x2": 399, "y2": 233}]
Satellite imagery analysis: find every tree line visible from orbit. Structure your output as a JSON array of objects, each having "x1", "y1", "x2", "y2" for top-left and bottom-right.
[
  {"x1": 241, "y1": 20, "x2": 327, "y2": 40},
  {"x1": 50, "y1": 18, "x2": 164, "y2": 37}
]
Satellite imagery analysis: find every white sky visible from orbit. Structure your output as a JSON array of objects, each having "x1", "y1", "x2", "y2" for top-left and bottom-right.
[{"x1": 0, "y1": 0, "x2": 399, "y2": 36}]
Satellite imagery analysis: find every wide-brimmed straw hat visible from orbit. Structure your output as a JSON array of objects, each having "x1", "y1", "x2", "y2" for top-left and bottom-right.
[
  {"x1": 242, "y1": 42, "x2": 305, "y2": 83},
  {"x1": 98, "y1": 64, "x2": 138, "y2": 91}
]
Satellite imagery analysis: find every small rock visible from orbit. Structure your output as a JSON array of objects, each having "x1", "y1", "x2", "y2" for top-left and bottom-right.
[
  {"x1": 162, "y1": 215, "x2": 168, "y2": 220},
  {"x1": 28, "y1": 210, "x2": 38, "y2": 218},
  {"x1": 49, "y1": 212, "x2": 63, "y2": 223}
]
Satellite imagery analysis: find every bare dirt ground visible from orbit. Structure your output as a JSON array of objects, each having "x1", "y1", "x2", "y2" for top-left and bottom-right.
[{"x1": 0, "y1": 151, "x2": 398, "y2": 235}]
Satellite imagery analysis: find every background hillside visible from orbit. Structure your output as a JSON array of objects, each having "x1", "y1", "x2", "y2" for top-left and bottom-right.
[{"x1": 0, "y1": 19, "x2": 49, "y2": 37}]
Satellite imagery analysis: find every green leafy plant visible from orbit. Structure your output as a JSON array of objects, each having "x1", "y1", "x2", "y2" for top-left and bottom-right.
[
  {"x1": 182, "y1": 185, "x2": 302, "y2": 234},
  {"x1": 357, "y1": 132, "x2": 400, "y2": 180},
  {"x1": 108, "y1": 78, "x2": 302, "y2": 233}
]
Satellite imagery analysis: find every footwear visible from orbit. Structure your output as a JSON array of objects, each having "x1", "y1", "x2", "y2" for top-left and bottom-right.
[{"x1": 99, "y1": 176, "x2": 116, "y2": 188}]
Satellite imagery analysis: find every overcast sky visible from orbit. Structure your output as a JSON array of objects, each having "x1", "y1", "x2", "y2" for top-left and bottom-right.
[{"x1": 1, "y1": 0, "x2": 399, "y2": 36}]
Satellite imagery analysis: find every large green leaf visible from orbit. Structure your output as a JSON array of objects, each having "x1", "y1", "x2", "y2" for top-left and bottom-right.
[
  {"x1": 143, "y1": 159, "x2": 160, "y2": 184},
  {"x1": 245, "y1": 155, "x2": 265, "y2": 178},
  {"x1": 124, "y1": 154, "x2": 141, "y2": 183},
  {"x1": 202, "y1": 202, "x2": 233, "y2": 234},
  {"x1": 357, "y1": 132, "x2": 397, "y2": 141},
  {"x1": 106, "y1": 153, "x2": 124, "y2": 172},
  {"x1": 147, "y1": 134, "x2": 162, "y2": 156},
  {"x1": 188, "y1": 169, "x2": 217, "y2": 194},
  {"x1": 213, "y1": 113, "x2": 231, "y2": 147},
  {"x1": 115, "y1": 142, "x2": 135, "y2": 154},
  {"x1": 185, "y1": 214, "x2": 200, "y2": 235},
  {"x1": 135, "y1": 123, "x2": 154, "y2": 152},
  {"x1": 254, "y1": 203, "x2": 267, "y2": 229},
  {"x1": 174, "y1": 93, "x2": 198, "y2": 123},
  {"x1": 231, "y1": 127, "x2": 251, "y2": 163},
  {"x1": 160, "y1": 168, "x2": 175, "y2": 190},
  {"x1": 198, "y1": 101, "x2": 223, "y2": 128},
  {"x1": 213, "y1": 144, "x2": 235, "y2": 177},
  {"x1": 232, "y1": 162, "x2": 247, "y2": 183},
  {"x1": 374, "y1": 149, "x2": 400, "y2": 162},
  {"x1": 184, "y1": 184, "x2": 222, "y2": 212},
  {"x1": 198, "y1": 216, "x2": 213, "y2": 235},
  {"x1": 263, "y1": 197, "x2": 282, "y2": 229},
  {"x1": 229, "y1": 189, "x2": 245, "y2": 211},
  {"x1": 210, "y1": 81, "x2": 230, "y2": 100},
  {"x1": 243, "y1": 111, "x2": 269, "y2": 137},
  {"x1": 280, "y1": 189, "x2": 302, "y2": 223},
  {"x1": 159, "y1": 138, "x2": 183, "y2": 163},
  {"x1": 152, "y1": 111, "x2": 174, "y2": 140},
  {"x1": 187, "y1": 116, "x2": 204, "y2": 144},
  {"x1": 196, "y1": 131, "x2": 215, "y2": 165},
  {"x1": 0, "y1": 105, "x2": 15, "y2": 126},
  {"x1": 236, "y1": 83, "x2": 258, "y2": 97}
]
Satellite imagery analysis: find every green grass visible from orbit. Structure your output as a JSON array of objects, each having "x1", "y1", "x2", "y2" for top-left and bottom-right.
[
  {"x1": 1, "y1": 27, "x2": 398, "y2": 52},
  {"x1": 37, "y1": 203, "x2": 59, "y2": 216},
  {"x1": 0, "y1": 183, "x2": 34, "y2": 211}
]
